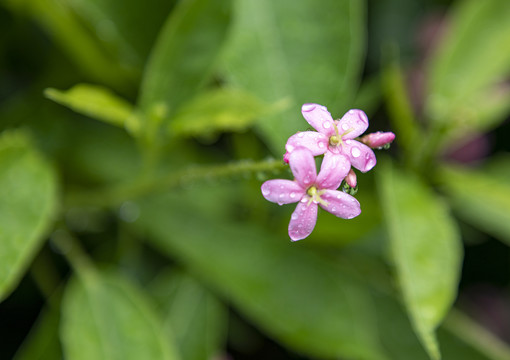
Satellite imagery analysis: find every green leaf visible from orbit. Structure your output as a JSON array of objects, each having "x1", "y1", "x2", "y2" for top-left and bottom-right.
[
  {"x1": 133, "y1": 188, "x2": 386, "y2": 360},
  {"x1": 221, "y1": 0, "x2": 365, "y2": 153},
  {"x1": 13, "y1": 302, "x2": 62, "y2": 360},
  {"x1": 0, "y1": 131, "x2": 58, "y2": 301},
  {"x1": 150, "y1": 270, "x2": 227, "y2": 360},
  {"x1": 66, "y1": 0, "x2": 177, "y2": 70},
  {"x1": 378, "y1": 159, "x2": 462, "y2": 360},
  {"x1": 170, "y1": 88, "x2": 277, "y2": 139},
  {"x1": 426, "y1": 0, "x2": 510, "y2": 133},
  {"x1": 60, "y1": 270, "x2": 180, "y2": 360},
  {"x1": 44, "y1": 85, "x2": 139, "y2": 134},
  {"x1": 138, "y1": 0, "x2": 233, "y2": 121},
  {"x1": 5, "y1": 0, "x2": 133, "y2": 89},
  {"x1": 438, "y1": 163, "x2": 510, "y2": 245}
]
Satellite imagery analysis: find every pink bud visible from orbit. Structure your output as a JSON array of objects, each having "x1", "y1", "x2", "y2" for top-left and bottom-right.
[
  {"x1": 283, "y1": 151, "x2": 290, "y2": 164},
  {"x1": 345, "y1": 168, "x2": 357, "y2": 188},
  {"x1": 360, "y1": 131, "x2": 395, "y2": 149}
]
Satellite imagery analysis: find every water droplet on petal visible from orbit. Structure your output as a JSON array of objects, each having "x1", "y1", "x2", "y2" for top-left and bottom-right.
[
  {"x1": 287, "y1": 144, "x2": 295, "y2": 152},
  {"x1": 291, "y1": 213, "x2": 298, "y2": 220},
  {"x1": 345, "y1": 140, "x2": 352, "y2": 145},
  {"x1": 351, "y1": 147, "x2": 361, "y2": 158},
  {"x1": 279, "y1": 193, "x2": 285, "y2": 199},
  {"x1": 318, "y1": 142, "x2": 325, "y2": 149},
  {"x1": 342, "y1": 123, "x2": 349, "y2": 131},
  {"x1": 262, "y1": 187, "x2": 270, "y2": 196},
  {"x1": 331, "y1": 207, "x2": 337, "y2": 212},
  {"x1": 349, "y1": 110, "x2": 355, "y2": 114},
  {"x1": 337, "y1": 194, "x2": 343, "y2": 199},
  {"x1": 290, "y1": 192, "x2": 296, "y2": 199},
  {"x1": 302, "y1": 104, "x2": 316, "y2": 112},
  {"x1": 298, "y1": 132, "x2": 304, "y2": 138},
  {"x1": 358, "y1": 111, "x2": 368, "y2": 123},
  {"x1": 323, "y1": 122, "x2": 331, "y2": 129}
]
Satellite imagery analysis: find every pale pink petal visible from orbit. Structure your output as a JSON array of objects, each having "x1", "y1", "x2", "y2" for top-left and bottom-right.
[
  {"x1": 359, "y1": 131, "x2": 395, "y2": 148},
  {"x1": 336, "y1": 109, "x2": 369, "y2": 139},
  {"x1": 343, "y1": 140, "x2": 377, "y2": 173},
  {"x1": 319, "y1": 190, "x2": 361, "y2": 219},
  {"x1": 301, "y1": 103, "x2": 336, "y2": 136},
  {"x1": 316, "y1": 152, "x2": 350, "y2": 190},
  {"x1": 285, "y1": 131, "x2": 328, "y2": 156},
  {"x1": 261, "y1": 180, "x2": 305, "y2": 205},
  {"x1": 288, "y1": 148, "x2": 317, "y2": 188},
  {"x1": 288, "y1": 201, "x2": 318, "y2": 241}
]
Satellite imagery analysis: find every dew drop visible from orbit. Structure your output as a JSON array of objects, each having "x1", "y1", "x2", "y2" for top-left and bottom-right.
[
  {"x1": 290, "y1": 192, "x2": 296, "y2": 199},
  {"x1": 291, "y1": 213, "x2": 298, "y2": 220},
  {"x1": 331, "y1": 207, "x2": 337, "y2": 212},
  {"x1": 337, "y1": 194, "x2": 343, "y2": 199},
  {"x1": 351, "y1": 147, "x2": 361, "y2": 158},
  {"x1": 302, "y1": 104, "x2": 316, "y2": 112},
  {"x1": 341, "y1": 123, "x2": 350, "y2": 131},
  {"x1": 298, "y1": 132, "x2": 305, "y2": 138},
  {"x1": 279, "y1": 193, "x2": 285, "y2": 199},
  {"x1": 349, "y1": 110, "x2": 355, "y2": 114},
  {"x1": 287, "y1": 144, "x2": 295, "y2": 152},
  {"x1": 323, "y1": 122, "x2": 331, "y2": 129},
  {"x1": 318, "y1": 142, "x2": 325, "y2": 148},
  {"x1": 358, "y1": 111, "x2": 368, "y2": 123},
  {"x1": 262, "y1": 187, "x2": 271, "y2": 196}
]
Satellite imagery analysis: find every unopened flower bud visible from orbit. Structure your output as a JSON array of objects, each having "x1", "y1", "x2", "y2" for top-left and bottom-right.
[
  {"x1": 345, "y1": 168, "x2": 357, "y2": 188},
  {"x1": 360, "y1": 131, "x2": 395, "y2": 149},
  {"x1": 283, "y1": 151, "x2": 290, "y2": 164}
]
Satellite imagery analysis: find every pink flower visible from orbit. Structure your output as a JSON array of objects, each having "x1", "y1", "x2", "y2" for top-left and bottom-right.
[
  {"x1": 261, "y1": 148, "x2": 361, "y2": 241},
  {"x1": 285, "y1": 104, "x2": 377, "y2": 173},
  {"x1": 359, "y1": 131, "x2": 395, "y2": 149}
]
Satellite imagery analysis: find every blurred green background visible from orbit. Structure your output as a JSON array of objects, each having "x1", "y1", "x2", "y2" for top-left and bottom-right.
[{"x1": 1, "y1": 0, "x2": 510, "y2": 359}]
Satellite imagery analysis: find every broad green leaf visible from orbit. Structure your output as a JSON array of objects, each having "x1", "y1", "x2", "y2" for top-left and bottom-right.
[
  {"x1": 61, "y1": 270, "x2": 180, "y2": 360},
  {"x1": 138, "y1": 0, "x2": 233, "y2": 121},
  {"x1": 67, "y1": 0, "x2": 177, "y2": 70},
  {"x1": 170, "y1": 88, "x2": 277, "y2": 139},
  {"x1": 13, "y1": 302, "x2": 62, "y2": 360},
  {"x1": 133, "y1": 188, "x2": 386, "y2": 360},
  {"x1": 221, "y1": 0, "x2": 365, "y2": 153},
  {"x1": 378, "y1": 160, "x2": 462, "y2": 360},
  {"x1": 150, "y1": 270, "x2": 227, "y2": 360},
  {"x1": 438, "y1": 163, "x2": 510, "y2": 245},
  {"x1": 0, "y1": 131, "x2": 58, "y2": 301},
  {"x1": 45, "y1": 85, "x2": 139, "y2": 134},
  {"x1": 426, "y1": 0, "x2": 510, "y2": 133}
]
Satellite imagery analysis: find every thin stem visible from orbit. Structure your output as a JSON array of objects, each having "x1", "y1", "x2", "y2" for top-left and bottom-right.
[
  {"x1": 65, "y1": 158, "x2": 286, "y2": 208},
  {"x1": 50, "y1": 229, "x2": 97, "y2": 280}
]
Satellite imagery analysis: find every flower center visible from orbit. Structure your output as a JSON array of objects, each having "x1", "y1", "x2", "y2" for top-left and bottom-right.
[
  {"x1": 328, "y1": 122, "x2": 353, "y2": 148},
  {"x1": 305, "y1": 186, "x2": 328, "y2": 206}
]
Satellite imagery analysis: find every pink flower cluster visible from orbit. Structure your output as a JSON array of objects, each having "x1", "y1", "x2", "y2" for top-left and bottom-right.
[{"x1": 261, "y1": 103, "x2": 395, "y2": 241}]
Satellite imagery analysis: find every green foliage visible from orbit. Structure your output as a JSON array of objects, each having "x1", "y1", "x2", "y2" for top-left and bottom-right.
[
  {"x1": 0, "y1": 131, "x2": 58, "y2": 301},
  {"x1": 2, "y1": 0, "x2": 510, "y2": 359},
  {"x1": 426, "y1": 0, "x2": 510, "y2": 135},
  {"x1": 44, "y1": 85, "x2": 139, "y2": 134},
  {"x1": 150, "y1": 270, "x2": 227, "y2": 360},
  {"x1": 170, "y1": 88, "x2": 273, "y2": 139},
  {"x1": 379, "y1": 160, "x2": 463, "y2": 360},
  {"x1": 221, "y1": 0, "x2": 365, "y2": 153},
  {"x1": 439, "y1": 162, "x2": 510, "y2": 245},
  {"x1": 138, "y1": 0, "x2": 233, "y2": 123},
  {"x1": 61, "y1": 270, "x2": 180, "y2": 360}
]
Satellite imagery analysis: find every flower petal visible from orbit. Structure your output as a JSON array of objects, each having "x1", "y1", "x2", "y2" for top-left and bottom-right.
[
  {"x1": 337, "y1": 109, "x2": 369, "y2": 139},
  {"x1": 301, "y1": 103, "x2": 336, "y2": 136},
  {"x1": 319, "y1": 190, "x2": 361, "y2": 219},
  {"x1": 288, "y1": 148, "x2": 317, "y2": 188},
  {"x1": 288, "y1": 200, "x2": 318, "y2": 241},
  {"x1": 261, "y1": 179, "x2": 305, "y2": 205},
  {"x1": 359, "y1": 131, "x2": 395, "y2": 148},
  {"x1": 316, "y1": 152, "x2": 350, "y2": 190},
  {"x1": 343, "y1": 140, "x2": 377, "y2": 173},
  {"x1": 285, "y1": 131, "x2": 328, "y2": 156}
]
